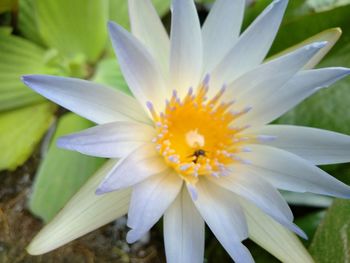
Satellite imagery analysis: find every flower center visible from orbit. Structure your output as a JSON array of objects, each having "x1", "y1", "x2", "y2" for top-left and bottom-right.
[{"x1": 147, "y1": 77, "x2": 252, "y2": 185}]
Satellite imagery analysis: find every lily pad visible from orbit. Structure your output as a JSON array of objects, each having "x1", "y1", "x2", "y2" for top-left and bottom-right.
[
  {"x1": 18, "y1": 0, "x2": 45, "y2": 46},
  {"x1": 0, "y1": 33, "x2": 51, "y2": 111},
  {"x1": 309, "y1": 199, "x2": 350, "y2": 262},
  {"x1": 35, "y1": 0, "x2": 109, "y2": 63},
  {"x1": 0, "y1": 102, "x2": 56, "y2": 171}
]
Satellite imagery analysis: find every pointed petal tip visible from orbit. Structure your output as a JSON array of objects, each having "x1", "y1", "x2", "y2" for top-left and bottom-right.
[
  {"x1": 334, "y1": 27, "x2": 342, "y2": 34},
  {"x1": 340, "y1": 67, "x2": 350, "y2": 75},
  {"x1": 126, "y1": 229, "x2": 143, "y2": 244},
  {"x1": 21, "y1": 74, "x2": 36, "y2": 85},
  {"x1": 21, "y1": 75, "x2": 28, "y2": 83},
  {"x1": 126, "y1": 231, "x2": 134, "y2": 244},
  {"x1": 294, "y1": 225, "x2": 308, "y2": 240},
  {"x1": 56, "y1": 136, "x2": 70, "y2": 149},
  {"x1": 95, "y1": 187, "x2": 107, "y2": 195},
  {"x1": 307, "y1": 41, "x2": 328, "y2": 50},
  {"x1": 26, "y1": 243, "x2": 39, "y2": 256},
  {"x1": 107, "y1": 20, "x2": 117, "y2": 30},
  {"x1": 334, "y1": 67, "x2": 350, "y2": 79},
  {"x1": 95, "y1": 181, "x2": 123, "y2": 195},
  {"x1": 26, "y1": 235, "x2": 52, "y2": 256},
  {"x1": 107, "y1": 21, "x2": 123, "y2": 36}
]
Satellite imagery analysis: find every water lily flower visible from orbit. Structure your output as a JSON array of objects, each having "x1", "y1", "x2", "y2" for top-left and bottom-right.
[{"x1": 22, "y1": 0, "x2": 350, "y2": 262}]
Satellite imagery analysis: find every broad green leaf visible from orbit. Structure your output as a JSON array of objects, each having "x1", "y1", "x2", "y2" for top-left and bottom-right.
[
  {"x1": 309, "y1": 199, "x2": 350, "y2": 261},
  {"x1": 295, "y1": 211, "x2": 326, "y2": 246},
  {"x1": 29, "y1": 113, "x2": 105, "y2": 222},
  {"x1": 0, "y1": 0, "x2": 17, "y2": 13},
  {"x1": 109, "y1": 0, "x2": 171, "y2": 30},
  {"x1": 92, "y1": 58, "x2": 131, "y2": 95},
  {"x1": 0, "y1": 34, "x2": 51, "y2": 111},
  {"x1": 108, "y1": 0, "x2": 129, "y2": 29},
  {"x1": 35, "y1": 0, "x2": 109, "y2": 63},
  {"x1": 0, "y1": 102, "x2": 56, "y2": 171},
  {"x1": 18, "y1": 0, "x2": 44, "y2": 46}
]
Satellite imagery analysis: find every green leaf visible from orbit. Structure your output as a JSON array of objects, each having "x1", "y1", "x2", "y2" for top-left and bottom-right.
[
  {"x1": 0, "y1": 102, "x2": 56, "y2": 171},
  {"x1": 29, "y1": 113, "x2": 105, "y2": 222},
  {"x1": 309, "y1": 199, "x2": 350, "y2": 261},
  {"x1": 0, "y1": 34, "x2": 51, "y2": 111},
  {"x1": 35, "y1": 0, "x2": 109, "y2": 63},
  {"x1": 18, "y1": 0, "x2": 45, "y2": 46},
  {"x1": 92, "y1": 58, "x2": 131, "y2": 95},
  {"x1": 295, "y1": 210, "x2": 326, "y2": 246}
]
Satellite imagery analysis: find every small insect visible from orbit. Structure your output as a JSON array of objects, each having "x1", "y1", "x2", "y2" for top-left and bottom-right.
[{"x1": 188, "y1": 149, "x2": 207, "y2": 164}]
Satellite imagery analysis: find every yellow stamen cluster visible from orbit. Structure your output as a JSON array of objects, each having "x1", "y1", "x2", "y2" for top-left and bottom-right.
[{"x1": 147, "y1": 77, "x2": 253, "y2": 184}]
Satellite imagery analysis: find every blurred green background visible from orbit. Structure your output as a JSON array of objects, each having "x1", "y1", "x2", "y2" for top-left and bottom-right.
[{"x1": 0, "y1": 0, "x2": 350, "y2": 262}]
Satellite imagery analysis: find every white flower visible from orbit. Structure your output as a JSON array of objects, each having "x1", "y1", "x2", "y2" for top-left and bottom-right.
[{"x1": 23, "y1": 0, "x2": 350, "y2": 262}]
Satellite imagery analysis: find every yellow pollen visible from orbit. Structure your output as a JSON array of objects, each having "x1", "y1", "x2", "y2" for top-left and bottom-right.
[{"x1": 147, "y1": 78, "x2": 253, "y2": 184}]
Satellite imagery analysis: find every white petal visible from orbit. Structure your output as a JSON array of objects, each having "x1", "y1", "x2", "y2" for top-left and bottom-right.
[
  {"x1": 128, "y1": 0, "x2": 170, "y2": 78},
  {"x1": 57, "y1": 121, "x2": 156, "y2": 158},
  {"x1": 96, "y1": 143, "x2": 168, "y2": 193},
  {"x1": 254, "y1": 125, "x2": 350, "y2": 165},
  {"x1": 27, "y1": 160, "x2": 131, "y2": 255},
  {"x1": 201, "y1": 0, "x2": 245, "y2": 74},
  {"x1": 282, "y1": 191, "x2": 333, "y2": 208},
  {"x1": 240, "y1": 67, "x2": 350, "y2": 126},
  {"x1": 208, "y1": 172, "x2": 306, "y2": 238},
  {"x1": 126, "y1": 170, "x2": 182, "y2": 243},
  {"x1": 193, "y1": 179, "x2": 253, "y2": 263},
  {"x1": 211, "y1": 0, "x2": 288, "y2": 87},
  {"x1": 164, "y1": 187, "x2": 205, "y2": 263},
  {"x1": 229, "y1": 41, "x2": 327, "y2": 111},
  {"x1": 270, "y1": 28, "x2": 342, "y2": 70},
  {"x1": 22, "y1": 75, "x2": 150, "y2": 125},
  {"x1": 108, "y1": 22, "x2": 166, "y2": 111},
  {"x1": 239, "y1": 197, "x2": 314, "y2": 263},
  {"x1": 170, "y1": 0, "x2": 202, "y2": 96},
  {"x1": 238, "y1": 145, "x2": 350, "y2": 198}
]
